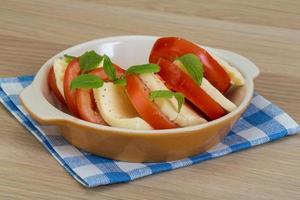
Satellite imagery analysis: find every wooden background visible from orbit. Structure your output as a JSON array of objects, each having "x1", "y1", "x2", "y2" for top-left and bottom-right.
[{"x1": 0, "y1": 0, "x2": 299, "y2": 199}]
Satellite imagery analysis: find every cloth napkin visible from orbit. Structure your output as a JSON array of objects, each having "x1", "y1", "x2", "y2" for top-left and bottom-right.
[{"x1": 0, "y1": 76, "x2": 299, "y2": 188}]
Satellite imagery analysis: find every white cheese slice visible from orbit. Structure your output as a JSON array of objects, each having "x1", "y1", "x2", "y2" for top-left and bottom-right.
[
  {"x1": 205, "y1": 49, "x2": 245, "y2": 86},
  {"x1": 139, "y1": 73, "x2": 206, "y2": 127},
  {"x1": 174, "y1": 61, "x2": 237, "y2": 112},
  {"x1": 201, "y1": 78, "x2": 237, "y2": 112},
  {"x1": 53, "y1": 58, "x2": 68, "y2": 98},
  {"x1": 93, "y1": 82, "x2": 152, "y2": 130}
]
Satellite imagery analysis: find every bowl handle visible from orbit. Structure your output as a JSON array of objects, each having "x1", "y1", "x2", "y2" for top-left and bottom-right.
[{"x1": 20, "y1": 84, "x2": 69, "y2": 124}]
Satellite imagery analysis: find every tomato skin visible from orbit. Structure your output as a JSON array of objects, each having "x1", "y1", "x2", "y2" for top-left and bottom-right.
[
  {"x1": 63, "y1": 59, "x2": 81, "y2": 116},
  {"x1": 75, "y1": 65, "x2": 125, "y2": 124},
  {"x1": 157, "y1": 58, "x2": 226, "y2": 120},
  {"x1": 48, "y1": 66, "x2": 66, "y2": 104},
  {"x1": 149, "y1": 37, "x2": 231, "y2": 94},
  {"x1": 125, "y1": 74, "x2": 178, "y2": 129}
]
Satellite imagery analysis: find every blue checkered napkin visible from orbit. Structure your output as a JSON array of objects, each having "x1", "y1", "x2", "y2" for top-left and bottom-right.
[{"x1": 0, "y1": 76, "x2": 299, "y2": 188}]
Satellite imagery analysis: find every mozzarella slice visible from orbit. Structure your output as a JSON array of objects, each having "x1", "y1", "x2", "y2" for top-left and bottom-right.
[
  {"x1": 174, "y1": 61, "x2": 237, "y2": 112},
  {"x1": 93, "y1": 82, "x2": 152, "y2": 130},
  {"x1": 205, "y1": 49, "x2": 245, "y2": 86},
  {"x1": 201, "y1": 78, "x2": 237, "y2": 112},
  {"x1": 139, "y1": 73, "x2": 206, "y2": 127},
  {"x1": 53, "y1": 58, "x2": 68, "y2": 98}
]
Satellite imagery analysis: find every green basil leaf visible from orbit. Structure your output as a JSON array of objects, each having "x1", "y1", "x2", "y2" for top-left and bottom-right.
[
  {"x1": 149, "y1": 90, "x2": 185, "y2": 112},
  {"x1": 177, "y1": 53, "x2": 203, "y2": 85},
  {"x1": 126, "y1": 64, "x2": 160, "y2": 75},
  {"x1": 103, "y1": 54, "x2": 116, "y2": 81},
  {"x1": 173, "y1": 92, "x2": 185, "y2": 113},
  {"x1": 113, "y1": 75, "x2": 127, "y2": 86},
  {"x1": 64, "y1": 54, "x2": 76, "y2": 63},
  {"x1": 79, "y1": 50, "x2": 102, "y2": 72},
  {"x1": 70, "y1": 74, "x2": 103, "y2": 90}
]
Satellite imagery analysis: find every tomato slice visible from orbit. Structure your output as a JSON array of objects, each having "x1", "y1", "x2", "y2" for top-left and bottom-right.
[
  {"x1": 75, "y1": 88, "x2": 106, "y2": 124},
  {"x1": 63, "y1": 59, "x2": 81, "y2": 116},
  {"x1": 149, "y1": 37, "x2": 231, "y2": 94},
  {"x1": 157, "y1": 58, "x2": 226, "y2": 120},
  {"x1": 75, "y1": 64, "x2": 125, "y2": 124},
  {"x1": 125, "y1": 74, "x2": 178, "y2": 129},
  {"x1": 48, "y1": 66, "x2": 65, "y2": 104}
]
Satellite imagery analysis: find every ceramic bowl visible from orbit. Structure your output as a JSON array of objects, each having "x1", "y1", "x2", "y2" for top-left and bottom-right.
[{"x1": 20, "y1": 35, "x2": 259, "y2": 162}]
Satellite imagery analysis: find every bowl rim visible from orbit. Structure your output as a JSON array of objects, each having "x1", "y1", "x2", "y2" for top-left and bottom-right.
[{"x1": 26, "y1": 35, "x2": 256, "y2": 135}]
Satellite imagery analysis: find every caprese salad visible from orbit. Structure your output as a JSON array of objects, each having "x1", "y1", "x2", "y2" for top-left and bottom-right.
[{"x1": 48, "y1": 37, "x2": 245, "y2": 130}]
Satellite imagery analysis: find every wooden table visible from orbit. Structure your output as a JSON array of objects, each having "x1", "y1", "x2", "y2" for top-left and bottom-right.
[{"x1": 0, "y1": 0, "x2": 299, "y2": 199}]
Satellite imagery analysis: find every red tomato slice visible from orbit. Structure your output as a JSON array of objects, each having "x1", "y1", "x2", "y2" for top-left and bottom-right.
[
  {"x1": 157, "y1": 58, "x2": 226, "y2": 120},
  {"x1": 75, "y1": 64, "x2": 125, "y2": 124},
  {"x1": 76, "y1": 88, "x2": 106, "y2": 124},
  {"x1": 125, "y1": 74, "x2": 178, "y2": 129},
  {"x1": 149, "y1": 37, "x2": 231, "y2": 94},
  {"x1": 48, "y1": 66, "x2": 65, "y2": 104},
  {"x1": 63, "y1": 59, "x2": 81, "y2": 116}
]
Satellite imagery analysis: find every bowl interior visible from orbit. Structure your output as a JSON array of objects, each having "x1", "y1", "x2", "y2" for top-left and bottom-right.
[{"x1": 39, "y1": 36, "x2": 251, "y2": 133}]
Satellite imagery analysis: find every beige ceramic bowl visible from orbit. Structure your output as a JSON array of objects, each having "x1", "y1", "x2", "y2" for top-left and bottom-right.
[{"x1": 20, "y1": 35, "x2": 259, "y2": 162}]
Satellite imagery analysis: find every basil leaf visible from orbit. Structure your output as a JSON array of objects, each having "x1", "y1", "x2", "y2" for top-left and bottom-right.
[
  {"x1": 79, "y1": 51, "x2": 102, "y2": 72},
  {"x1": 149, "y1": 90, "x2": 185, "y2": 112},
  {"x1": 64, "y1": 54, "x2": 76, "y2": 63},
  {"x1": 103, "y1": 54, "x2": 116, "y2": 81},
  {"x1": 177, "y1": 53, "x2": 203, "y2": 85},
  {"x1": 113, "y1": 75, "x2": 127, "y2": 86},
  {"x1": 126, "y1": 64, "x2": 160, "y2": 75},
  {"x1": 70, "y1": 74, "x2": 103, "y2": 90},
  {"x1": 173, "y1": 93, "x2": 185, "y2": 113}
]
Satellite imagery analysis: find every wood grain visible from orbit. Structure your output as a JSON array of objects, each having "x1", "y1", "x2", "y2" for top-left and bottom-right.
[{"x1": 0, "y1": 0, "x2": 299, "y2": 199}]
